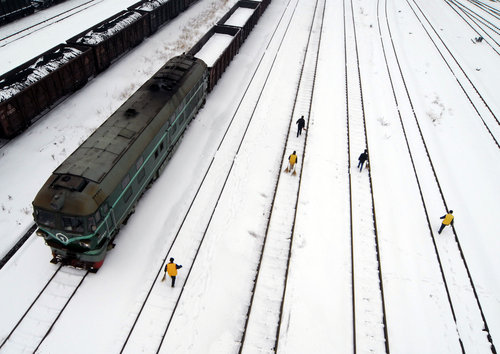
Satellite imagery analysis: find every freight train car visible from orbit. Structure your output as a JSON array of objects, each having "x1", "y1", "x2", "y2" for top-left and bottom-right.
[
  {"x1": 0, "y1": 0, "x2": 68, "y2": 25},
  {"x1": 0, "y1": 0, "x2": 196, "y2": 138},
  {"x1": 128, "y1": 0, "x2": 196, "y2": 35},
  {"x1": 188, "y1": 25, "x2": 242, "y2": 92},
  {"x1": 0, "y1": 0, "x2": 34, "y2": 24},
  {"x1": 217, "y1": 0, "x2": 261, "y2": 41},
  {"x1": 0, "y1": 44, "x2": 95, "y2": 138},
  {"x1": 66, "y1": 10, "x2": 150, "y2": 73},
  {"x1": 31, "y1": 0, "x2": 67, "y2": 9}
]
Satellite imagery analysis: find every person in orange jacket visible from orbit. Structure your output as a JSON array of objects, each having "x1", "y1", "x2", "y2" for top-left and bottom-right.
[
  {"x1": 438, "y1": 210, "x2": 454, "y2": 234},
  {"x1": 287, "y1": 151, "x2": 298, "y2": 174},
  {"x1": 164, "y1": 257, "x2": 182, "y2": 287}
]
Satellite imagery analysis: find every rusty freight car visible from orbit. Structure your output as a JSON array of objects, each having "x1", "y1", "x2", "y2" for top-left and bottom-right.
[
  {"x1": 0, "y1": 44, "x2": 95, "y2": 138},
  {"x1": 66, "y1": 10, "x2": 150, "y2": 73},
  {"x1": 188, "y1": 25, "x2": 242, "y2": 92},
  {"x1": 217, "y1": 0, "x2": 262, "y2": 41},
  {"x1": 128, "y1": 0, "x2": 196, "y2": 35}
]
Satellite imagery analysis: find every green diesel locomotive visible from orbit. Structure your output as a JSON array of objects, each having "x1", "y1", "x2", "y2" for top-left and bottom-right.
[{"x1": 32, "y1": 55, "x2": 208, "y2": 271}]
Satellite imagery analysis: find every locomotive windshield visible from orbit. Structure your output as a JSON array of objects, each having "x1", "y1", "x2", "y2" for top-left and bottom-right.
[
  {"x1": 34, "y1": 208, "x2": 86, "y2": 234},
  {"x1": 35, "y1": 209, "x2": 56, "y2": 228},
  {"x1": 62, "y1": 216, "x2": 84, "y2": 233}
]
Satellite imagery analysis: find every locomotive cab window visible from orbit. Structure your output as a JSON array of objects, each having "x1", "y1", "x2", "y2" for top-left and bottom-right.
[
  {"x1": 136, "y1": 156, "x2": 144, "y2": 170},
  {"x1": 88, "y1": 216, "x2": 96, "y2": 232},
  {"x1": 101, "y1": 203, "x2": 109, "y2": 216},
  {"x1": 62, "y1": 216, "x2": 84, "y2": 233},
  {"x1": 94, "y1": 210, "x2": 102, "y2": 223},
  {"x1": 124, "y1": 188, "x2": 133, "y2": 203},
  {"x1": 88, "y1": 212, "x2": 101, "y2": 232},
  {"x1": 122, "y1": 174, "x2": 131, "y2": 189},
  {"x1": 35, "y1": 209, "x2": 56, "y2": 228},
  {"x1": 137, "y1": 169, "x2": 145, "y2": 183}
]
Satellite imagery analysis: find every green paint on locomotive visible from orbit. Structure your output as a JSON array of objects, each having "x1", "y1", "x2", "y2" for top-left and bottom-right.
[{"x1": 32, "y1": 55, "x2": 208, "y2": 271}]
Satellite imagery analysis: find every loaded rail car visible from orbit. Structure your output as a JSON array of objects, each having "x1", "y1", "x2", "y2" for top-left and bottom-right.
[
  {"x1": 67, "y1": 10, "x2": 150, "y2": 73},
  {"x1": 217, "y1": 0, "x2": 262, "y2": 42},
  {"x1": 254, "y1": 0, "x2": 271, "y2": 14},
  {"x1": 128, "y1": 0, "x2": 172, "y2": 35},
  {"x1": 0, "y1": 0, "x2": 34, "y2": 25},
  {"x1": 32, "y1": 0, "x2": 68, "y2": 9},
  {"x1": 1, "y1": 0, "x2": 196, "y2": 139},
  {"x1": 128, "y1": 0, "x2": 195, "y2": 35},
  {"x1": 188, "y1": 25, "x2": 242, "y2": 92},
  {"x1": 0, "y1": 44, "x2": 95, "y2": 138},
  {"x1": 33, "y1": 54, "x2": 208, "y2": 271}
]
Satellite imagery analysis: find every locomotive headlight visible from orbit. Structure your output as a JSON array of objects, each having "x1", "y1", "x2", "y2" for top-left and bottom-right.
[
  {"x1": 36, "y1": 229, "x2": 48, "y2": 237},
  {"x1": 78, "y1": 239, "x2": 92, "y2": 248}
]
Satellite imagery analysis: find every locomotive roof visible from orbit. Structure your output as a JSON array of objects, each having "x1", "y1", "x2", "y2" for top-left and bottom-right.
[{"x1": 54, "y1": 55, "x2": 202, "y2": 184}]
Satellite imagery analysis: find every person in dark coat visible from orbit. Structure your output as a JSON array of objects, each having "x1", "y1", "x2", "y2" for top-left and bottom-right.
[
  {"x1": 164, "y1": 257, "x2": 183, "y2": 287},
  {"x1": 357, "y1": 149, "x2": 368, "y2": 172},
  {"x1": 438, "y1": 210, "x2": 454, "y2": 234},
  {"x1": 296, "y1": 116, "x2": 306, "y2": 137}
]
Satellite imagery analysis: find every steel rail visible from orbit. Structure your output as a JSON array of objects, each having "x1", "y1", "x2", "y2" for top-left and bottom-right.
[{"x1": 379, "y1": 0, "x2": 497, "y2": 351}]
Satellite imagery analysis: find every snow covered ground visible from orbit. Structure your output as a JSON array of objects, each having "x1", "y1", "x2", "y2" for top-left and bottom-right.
[{"x1": 0, "y1": 0, "x2": 499, "y2": 352}]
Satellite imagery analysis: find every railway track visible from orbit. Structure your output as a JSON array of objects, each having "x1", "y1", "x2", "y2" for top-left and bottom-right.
[
  {"x1": 377, "y1": 0, "x2": 497, "y2": 352},
  {"x1": 0, "y1": 0, "x2": 103, "y2": 48},
  {"x1": 1, "y1": 0, "x2": 497, "y2": 351},
  {"x1": 0, "y1": 1, "x2": 299, "y2": 351},
  {"x1": 408, "y1": 0, "x2": 500, "y2": 149},
  {"x1": 238, "y1": 0, "x2": 324, "y2": 352},
  {"x1": 444, "y1": 0, "x2": 500, "y2": 51},
  {"x1": 115, "y1": 0, "x2": 320, "y2": 352},
  {"x1": 0, "y1": 224, "x2": 36, "y2": 269},
  {"x1": 466, "y1": 0, "x2": 500, "y2": 19},
  {"x1": 0, "y1": 265, "x2": 88, "y2": 352},
  {"x1": 344, "y1": 0, "x2": 390, "y2": 352}
]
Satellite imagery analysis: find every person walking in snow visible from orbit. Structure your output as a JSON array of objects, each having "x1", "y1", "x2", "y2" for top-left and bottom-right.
[
  {"x1": 438, "y1": 210, "x2": 454, "y2": 234},
  {"x1": 164, "y1": 257, "x2": 182, "y2": 287},
  {"x1": 296, "y1": 115, "x2": 306, "y2": 137},
  {"x1": 357, "y1": 149, "x2": 368, "y2": 172},
  {"x1": 286, "y1": 151, "x2": 298, "y2": 174}
]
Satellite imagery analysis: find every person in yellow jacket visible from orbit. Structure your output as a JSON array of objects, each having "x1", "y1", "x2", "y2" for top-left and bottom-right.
[
  {"x1": 287, "y1": 151, "x2": 298, "y2": 174},
  {"x1": 164, "y1": 257, "x2": 183, "y2": 287},
  {"x1": 438, "y1": 210, "x2": 454, "y2": 234}
]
